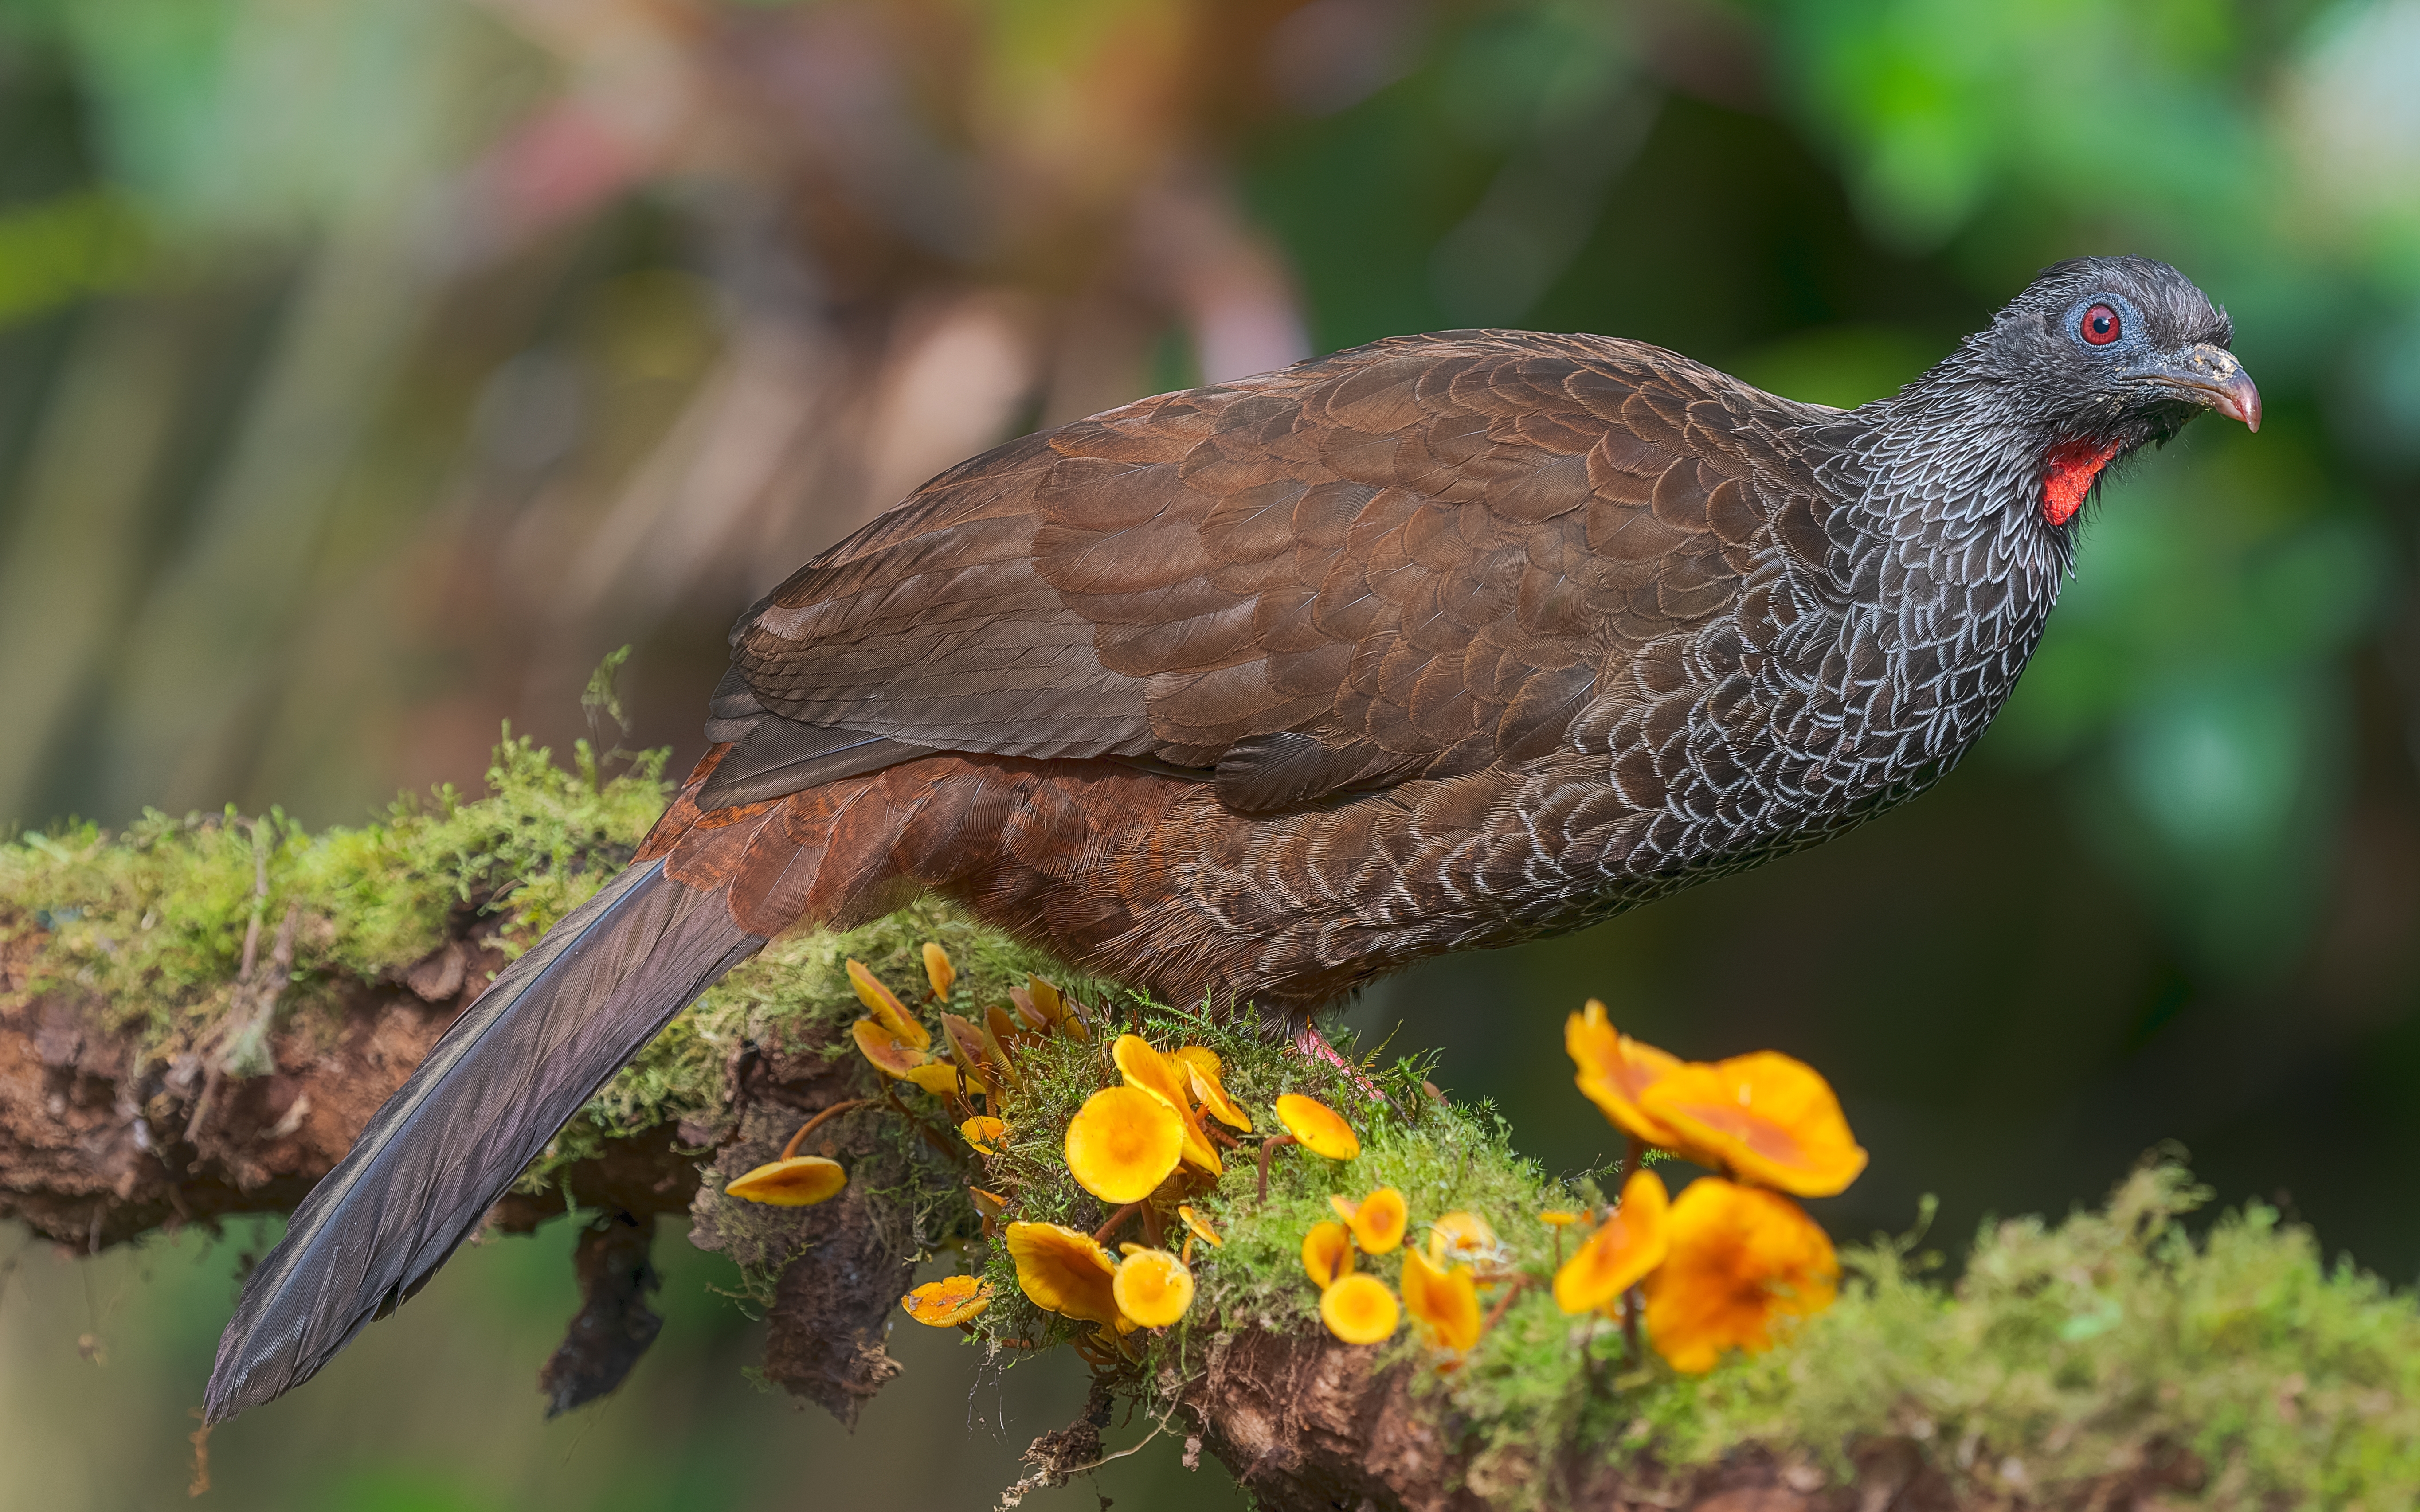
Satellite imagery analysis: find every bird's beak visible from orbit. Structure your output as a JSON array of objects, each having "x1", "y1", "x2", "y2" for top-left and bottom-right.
[{"x1": 2126, "y1": 343, "x2": 2261, "y2": 432}]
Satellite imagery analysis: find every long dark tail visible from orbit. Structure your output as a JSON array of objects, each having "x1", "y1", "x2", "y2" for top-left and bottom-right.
[{"x1": 204, "y1": 858, "x2": 764, "y2": 1422}]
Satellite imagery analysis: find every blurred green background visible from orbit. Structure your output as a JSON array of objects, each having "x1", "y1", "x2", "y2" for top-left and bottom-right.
[{"x1": 3, "y1": 0, "x2": 2417, "y2": 1506}]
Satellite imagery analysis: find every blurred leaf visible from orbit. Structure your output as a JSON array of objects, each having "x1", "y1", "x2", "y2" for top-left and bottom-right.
[{"x1": 0, "y1": 189, "x2": 144, "y2": 325}]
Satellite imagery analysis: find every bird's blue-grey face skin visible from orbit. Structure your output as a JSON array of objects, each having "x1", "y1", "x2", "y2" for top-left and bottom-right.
[{"x1": 1994, "y1": 256, "x2": 2261, "y2": 444}]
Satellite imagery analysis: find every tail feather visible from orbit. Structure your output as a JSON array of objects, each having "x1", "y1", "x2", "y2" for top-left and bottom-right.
[{"x1": 204, "y1": 859, "x2": 764, "y2": 1422}]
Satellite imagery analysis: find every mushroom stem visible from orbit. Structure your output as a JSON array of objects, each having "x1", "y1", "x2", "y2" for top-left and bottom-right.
[
  {"x1": 1203, "y1": 1122, "x2": 1240, "y2": 1150},
  {"x1": 1610, "y1": 1135, "x2": 1647, "y2": 1361},
  {"x1": 1256, "y1": 1134, "x2": 1298, "y2": 1203},
  {"x1": 781, "y1": 1098, "x2": 875, "y2": 1160},
  {"x1": 1612, "y1": 1133, "x2": 1643, "y2": 1193},
  {"x1": 1092, "y1": 1202, "x2": 1142, "y2": 1244},
  {"x1": 1481, "y1": 1274, "x2": 1530, "y2": 1336},
  {"x1": 883, "y1": 1084, "x2": 970, "y2": 1167}
]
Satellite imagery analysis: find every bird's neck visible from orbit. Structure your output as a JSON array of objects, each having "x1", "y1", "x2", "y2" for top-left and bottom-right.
[{"x1": 1849, "y1": 356, "x2": 2079, "y2": 589}]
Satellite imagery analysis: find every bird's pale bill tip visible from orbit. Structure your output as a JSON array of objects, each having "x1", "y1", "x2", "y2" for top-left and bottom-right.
[{"x1": 2222, "y1": 368, "x2": 2262, "y2": 432}]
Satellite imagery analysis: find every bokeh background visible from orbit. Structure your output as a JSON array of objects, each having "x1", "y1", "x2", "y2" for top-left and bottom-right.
[{"x1": 2, "y1": 0, "x2": 2417, "y2": 1507}]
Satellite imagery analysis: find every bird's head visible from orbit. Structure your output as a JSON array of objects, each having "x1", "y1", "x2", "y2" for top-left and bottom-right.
[
  {"x1": 1969, "y1": 255, "x2": 2259, "y2": 527},
  {"x1": 1897, "y1": 262, "x2": 2255, "y2": 535}
]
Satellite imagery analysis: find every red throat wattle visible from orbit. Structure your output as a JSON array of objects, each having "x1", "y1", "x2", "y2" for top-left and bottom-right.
[{"x1": 2042, "y1": 438, "x2": 2122, "y2": 527}]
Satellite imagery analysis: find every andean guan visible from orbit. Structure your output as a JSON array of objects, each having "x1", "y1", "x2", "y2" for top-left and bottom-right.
[{"x1": 206, "y1": 254, "x2": 2257, "y2": 1418}]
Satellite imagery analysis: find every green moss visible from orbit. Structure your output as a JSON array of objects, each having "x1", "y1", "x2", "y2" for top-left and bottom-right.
[
  {"x1": 526, "y1": 895, "x2": 1063, "y2": 1188},
  {"x1": 0, "y1": 731, "x2": 670, "y2": 1051},
  {"x1": 1666, "y1": 1160, "x2": 2420, "y2": 1503},
  {"x1": 11, "y1": 740, "x2": 2418, "y2": 1504}
]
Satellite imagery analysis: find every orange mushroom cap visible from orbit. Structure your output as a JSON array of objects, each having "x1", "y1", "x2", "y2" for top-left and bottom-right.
[
  {"x1": 940, "y1": 1012, "x2": 1006, "y2": 1095},
  {"x1": 1643, "y1": 1178, "x2": 1838, "y2": 1374},
  {"x1": 1301, "y1": 1220, "x2": 1355, "y2": 1289},
  {"x1": 725, "y1": 1155, "x2": 847, "y2": 1207},
  {"x1": 908, "y1": 1062, "x2": 971, "y2": 1097},
  {"x1": 1185, "y1": 1058, "x2": 1253, "y2": 1133},
  {"x1": 961, "y1": 1116, "x2": 1008, "y2": 1155},
  {"x1": 852, "y1": 1018, "x2": 930, "y2": 1079},
  {"x1": 1005, "y1": 1221, "x2": 1128, "y2": 1332},
  {"x1": 847, "y1": 959, "x2": 929, "y2": 1049},
  {"x1": 1402, "y1": 1245, "x2": 1482, "y2": 1351},
  {"x1": 1319, "y1": 1274, "x2": 1400, "y2": 1345},
  {"x1": 920, "y1": 941, "x2": 955, "y2": 1000},
  {"x1": 1637, "y1": 1052, "x2": 1868, "y2": 1198},
  {"x1": 967, "y1": 1186, "x2": 1010, "y2": 1220},
  {"x1": 901, "y1": 1275, "x2": 991, "y2": 1327},
  {"x1": 1345, "y1": 1188, "x2": 1408, "y2": 1255},
  {"x1": 1273, "y1": 1094, "x2": 1359, "y2": 1160},
  {"x1": 1113, "y1": 1035, "x2": 1223, "y2": 1175},
  {"x1": 1553, "y1": 1169, "x2": 1670, "y2": 1314},
  {"x1": 1425, "y1": 1211, "x2": 1500, "y2": 1269},
  {"x1": 1112, "y1": 1247, "x2": 1196, "y2": 1328},
  {"x1": 1064, "y1": 1086, "x2": 1184, "y2": 1203},
  {"x1": 1539, "y1": 1209, "x2": 1585, "y2": 1228},
  {"x1": 1564, "y1": 1000, "x2": 1688, "y2": 1149},
  {"x1": 1176, "y1": 1204, "x2": 1224, "y2": 1250}
]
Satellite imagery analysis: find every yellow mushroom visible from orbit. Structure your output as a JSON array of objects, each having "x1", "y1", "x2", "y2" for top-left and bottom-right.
[
  {"x1": 1643, "y1": 1178, "x2": 1837, "y2": 1373},
  {"x1": 1259, "y1": 1094, "x2": 1360, "y2": 1200},
  {"x1": 920, "y1": 941, "x2": 955, "y2": 1000},
  {"x1": 1426, "y1": 1211, "x2": 1501, "y2": 1269},
  {"x1": 847, "y1": 959, "x2": 929, "y2": 1049},
  {"x1": 986, "y1": 1004, "x2": 1029, "y2": 1050},
  {"x1": 1637, "y1": 1052, "x2": 1868, "y2": 1198},
  {"x1": 1005, "y1": 1221, "x2": 1128, "y2": 1332},
  {"x1": 1401, "y1": 1245, "x2": 1482, "y2": 1351},
  {"x1": 1013, "y1": 975, "x2": 1085, "y2": 1039},
  {"x1": 1553, "y1": 1169, "x2": 1670, "y2": 1314},
  {"x1": 961, "y1": 1116, "x2": 1008, "y2": 1155},
  {"x1": 851, "y1": 1018, "x2": 967, "y2": 1097},
  {"x1": 1301, "y1": 1220, "x2": 1355, "y2": 1289},
  {"x1": 725, "y1": 1155, "x2": 847, "y2": 1207},
  {"x1": 1319, "y1": 1274, "x2": 1400, "y2": 1345},
  {"x1": 1187, "y1": 1064, "x2": 1251, "y2": 1133},
  {"x1": 1345, "y1": 1188, "x2": 1407, "y2": 1255},
  {"x1": 1112, "y1": 1034, "x2": 1223, "y2": 1176},
  {"x1": 941, "y1": 1011, "x2": 1007, "y2": 1094},
  {"x1": 900, "y1": 1275, "x2": 991, "y2": 1327},
  {"x1": 1064, "y1": 1086, "x2": 1184, "y2": 1203},
  {"x1": 1563, "y1": 999, "x2": 1688, "y2": 1149},
  {"x1": 1176, "y1": 1204, "x2": 1224, "y2": 1250},
  {"x1": 1112, "y1": 1247, "x2": 1196, "y2": 1328},
  {"x1": 1275, "y1": 1094, "x2": 1360, "y2": 1158},
  {"x1": 1178, "y1": 1048, "x2": 1252, "y2": 1132}
]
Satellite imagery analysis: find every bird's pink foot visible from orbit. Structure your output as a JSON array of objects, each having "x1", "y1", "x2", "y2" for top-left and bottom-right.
[{"x1": 1292, "y1": 1019, "x2": 1388, "y2": 1103}]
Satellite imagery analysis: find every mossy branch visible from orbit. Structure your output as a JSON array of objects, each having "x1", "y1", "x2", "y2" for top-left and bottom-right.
[{"x1": 3, "y1": 741, "x2": 2416, "y2": 1510}]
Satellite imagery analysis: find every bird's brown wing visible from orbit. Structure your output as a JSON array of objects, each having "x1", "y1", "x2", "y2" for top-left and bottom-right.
[{"x1": 713, "y1": 330, "x2": 1832, "y2": 813}]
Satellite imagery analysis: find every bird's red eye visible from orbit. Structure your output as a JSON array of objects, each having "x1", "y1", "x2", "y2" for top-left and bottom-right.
[{"x1": 2080, "y1": 304, "x2": 2121, "y2": 345}]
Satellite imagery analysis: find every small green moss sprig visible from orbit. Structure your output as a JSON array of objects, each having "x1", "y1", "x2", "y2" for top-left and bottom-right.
[{"x1": 0, "y1": 730, "x2": 670, "y2": 1051}]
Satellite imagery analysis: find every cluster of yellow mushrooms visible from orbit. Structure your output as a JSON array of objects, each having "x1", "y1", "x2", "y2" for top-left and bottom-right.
[
  {"x1": 720, "y1": 943, "x2": 1869, "y2": 1378},
  {"x1": 965, "y1": 1047, "x2": 1366, "y2": 1348},
  {"x1": 1286, "y1": 1001, "x2": 1868, "y2": 1372}
]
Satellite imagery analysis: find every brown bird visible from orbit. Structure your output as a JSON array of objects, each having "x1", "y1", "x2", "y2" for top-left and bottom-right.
[{"x1": 207, "y1": 255, "x2": 2257, "y2": 1417}]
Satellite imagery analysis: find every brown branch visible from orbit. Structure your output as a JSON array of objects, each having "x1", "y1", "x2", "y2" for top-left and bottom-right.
[{"x1": 0, "y1": 910, "x2": 2197, "y2": 1512}]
